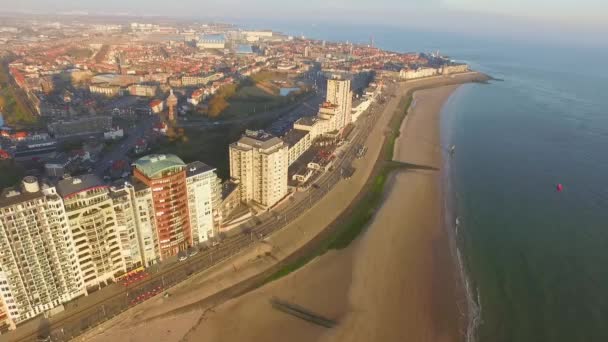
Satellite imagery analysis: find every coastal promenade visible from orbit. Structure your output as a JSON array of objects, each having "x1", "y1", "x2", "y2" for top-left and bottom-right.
[
  {"x1": 174, "y1": 84, "x2": 481, "y2": 342},
  {"x1": 73, "y1": 72, "x2": 488, "y2": 342},
  {"x1": 2, "y1": 72, "x2": 487, "y2": 342}
]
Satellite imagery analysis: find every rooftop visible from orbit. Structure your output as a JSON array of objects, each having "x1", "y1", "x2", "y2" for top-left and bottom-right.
[
  {"x1": 56, "y1": 174, "x2": 105, "y2": 198},
  {"x1": 186, "y1": 161, "x2": 215, "y2": 177},
  {"x1": 134, "y1": 154, "x2": 185, "y2": 178},
  {"x1": 282, "y1": 129, "x2": 309, "y2": 147},
  {"x1": 295, "y1": 116, "x2": 319, "y2": 126},
  {"x1": 0, "y1": 184, "x2": 44, "y2": 208},
  {"x1": 234, "y1": 130, "x2": 284, "y2": 151}
]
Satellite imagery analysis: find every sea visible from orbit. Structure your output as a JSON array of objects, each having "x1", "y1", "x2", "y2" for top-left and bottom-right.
[{"x1": 235, "y1": 20, "x2": 608, "y2": 341}]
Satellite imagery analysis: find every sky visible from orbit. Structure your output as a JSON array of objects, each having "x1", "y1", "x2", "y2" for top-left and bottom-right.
[{"x1": 1, "y1": 0, "x2": 607, "y2": 43}]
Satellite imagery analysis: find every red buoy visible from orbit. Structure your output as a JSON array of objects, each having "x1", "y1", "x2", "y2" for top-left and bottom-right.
[{"x1": 556, "y1": 184, "x2": 564, "y2": 192}]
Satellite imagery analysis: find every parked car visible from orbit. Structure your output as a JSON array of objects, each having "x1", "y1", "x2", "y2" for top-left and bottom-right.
[{"x1": 178, "y1": 252, "x2": 188, "y2": 262}]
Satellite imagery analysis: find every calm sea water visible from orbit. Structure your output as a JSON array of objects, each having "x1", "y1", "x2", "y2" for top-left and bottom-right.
[{"x1": 243, "y1": 21, "x2": 608, "y2": 341}]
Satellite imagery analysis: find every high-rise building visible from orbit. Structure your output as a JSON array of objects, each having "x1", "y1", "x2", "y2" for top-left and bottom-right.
[
  {"x1": 129, "y1": 182, "x2": 159, "y2": 266},
  {"x1": 133, "y1": 154, "x2": 192, "y2": 260},
  {"x1": 0, "y1": 177, "x2": 83, "y2": 326},
  {"x1": 229, "y1": 130, "x2": 288, "y2": 208},
  {"x1": 326, "y1": 76, "x2": 353, "y2": 131},
  {"x1": 109, "y1": 184, "x2": 144, "y2": 270},
  {"x1": 57, "y1": 175, "x2": 126, "y2": 293},
  {"x1": 186, "y1": 162, "x2": 221, "y2": 244}
]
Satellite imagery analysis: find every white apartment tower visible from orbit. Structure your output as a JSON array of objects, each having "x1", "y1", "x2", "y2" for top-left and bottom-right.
[
  {"x1": 186, "y1": 162, "x2": 221, "y2": 244},
  {"x1": 0, "y1": 177, "x2": 83, "y2": 327},
  {"x1": 129, "y1": 183, "x2": 158, "y2": 267},
  {"x1": 57, "y1": 175, "x2": 126, "y2": 293},
  {"x1": 229, "y1": 130, "x2": 289, "y2": 208},
  {"x1": 109, "y1": 184, "x2": 143, "y2": 270},
  {"x1": 326, "y1": 76, "x2": 353, "y2": 131}
]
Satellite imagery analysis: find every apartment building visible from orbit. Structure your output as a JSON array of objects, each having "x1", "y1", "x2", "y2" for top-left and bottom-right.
[
  {"x1": 129, "y1": 182, "x2": 158, "y2": 267},
  {"x1": 109, "y1": 184, "x2": 143, "y2": 270},
  {"x1": 133, "y1": 154, "x2": 192, "y2": 260},
  {"x1": 186, "y1": 162, "x2": 221, "y2": 244},
  {"x1": 317, "y1": 102, "x2": 341, "y2": 133},
  {"x1": 89, "y1": 84, "x2": 121, "y2": 97},
  {"x1": 128, "y1": 84, "x2": 158, "y2": 97},
  {"x1": 0, "y1": 177, "x2": 83, "y2": 327},
  {"x1": 400, "y1": 67, "x2": 438, "y2": 80},
  {"x1": 229, "y1": 130, "x2": 288, "y2": 208},
  {"x1": 283, "y1": 129, "x2": 312, "y2": 166},
  {"x1": 57, "y1": 175, "x2": 126, "y2": 293},
  {"x1": 326, "y1": 76, "x2": 353, "y2": 131}
]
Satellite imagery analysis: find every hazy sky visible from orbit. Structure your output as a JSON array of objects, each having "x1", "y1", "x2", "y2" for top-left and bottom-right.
[{"x1": 2, "y1": 0, "x2": 607, "y2": 38}]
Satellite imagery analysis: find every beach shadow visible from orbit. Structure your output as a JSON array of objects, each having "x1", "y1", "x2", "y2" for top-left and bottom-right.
[{"x1": 388, "y1": 160, "x2": 440, "y2": 171}]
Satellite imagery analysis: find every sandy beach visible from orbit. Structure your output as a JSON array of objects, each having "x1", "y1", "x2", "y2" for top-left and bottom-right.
[
  {"x1": 71, "y1": 74, "x2": 486, "y2": 342},
  {"x1": 179, "y1": 85, "x2": 463, "y2": 342}
]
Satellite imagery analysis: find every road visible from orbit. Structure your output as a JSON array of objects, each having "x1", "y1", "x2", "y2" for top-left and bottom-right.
[
  {"x1": 93, "y1": 115, "x2": 158, "y2": 177},
  {"x1": 3, "y1": 80, "x2": 395, "y2": 342}
]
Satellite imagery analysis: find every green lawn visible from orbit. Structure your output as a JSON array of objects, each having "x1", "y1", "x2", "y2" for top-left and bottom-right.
[{"x1": 221, "y1": 85, "x2": 292, "y2": 119}]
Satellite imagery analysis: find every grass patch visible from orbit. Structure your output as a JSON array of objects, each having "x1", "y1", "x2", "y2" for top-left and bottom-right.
[{"x1": 150, "y1": 124, "x2": 255, "y2": 179}]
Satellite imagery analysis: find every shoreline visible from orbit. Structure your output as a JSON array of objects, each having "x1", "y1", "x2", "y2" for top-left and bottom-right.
[
  {"x1": 438, "y1": 86, "x2": 481, "y2": 342},
  {"x1": 66, "y1": 73, "x2": 490, "y2": 342}
]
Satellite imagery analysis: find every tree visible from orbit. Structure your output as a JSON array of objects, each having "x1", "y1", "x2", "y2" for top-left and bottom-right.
[{"x1": 207, "y1": 96, "x2": 228, "y2": 118}]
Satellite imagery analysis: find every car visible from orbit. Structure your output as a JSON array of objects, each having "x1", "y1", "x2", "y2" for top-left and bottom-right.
[
  {"x1": 188, "y1": 249, "x2": 199, "y2": 257},
  {"x1": 212, "y1": 241, "x2": 220, "y2": 247},
  {"x1": 177, "y1": 252, "x2": 188, "y2": 262}
]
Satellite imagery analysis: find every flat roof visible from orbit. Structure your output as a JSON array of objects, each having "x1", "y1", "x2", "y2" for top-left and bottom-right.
[
  {"x1": 56, "y1": 174, "x2": 105, "y2": 198},
  {"x1": 235, "y1": 130, "x2": 284, "y2": 151},
  {"x1": 186, "y1": 161, "x2": 215, "y2": 177},
  {"x1": 134, "y1": 154, "x2": 185, "y2": 178},
  {"x1": 283, "y1": 129, "x2": 309, "y2": 147},
  {"x1": 0, "y1": 187, "x2": 44, "y2": 207},
  {"x1": 295, "y1": 116, "x2": 318, "y2": 126}
]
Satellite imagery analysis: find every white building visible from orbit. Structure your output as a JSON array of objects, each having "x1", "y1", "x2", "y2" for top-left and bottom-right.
[
  {"x1": 229, "y1": 130, "x2": 289, "y2": 208},
  {"x1": 351, "y1": 98, "x2": 372, "y2": 122},
  {"x1": 326, "y1": 76, "x2": 353, "y2": 131},
  {"x1": 243, "y1": 30, "x2": 273, "y2": 42},
  {"x1": 129, "y1": 183, "x2": 158, "y2": 267},
  {"x1": 186, "y1": 162, "x2": 221, "y2": 244},
  {"x1": 104, "y1": 127, "x2": 124, "y2": 141},
  {"x1": 0, "y1": 177, "x2": 83, "y2": 327},
  {"x1": 400, "y1": 67, "x2": 439, "y2": 80},
  {"x1": 89, "y1": 84, "x2": 120, "y2": 97},
  {"x1": 57, "y1": 175, "x2": 126, "y2": 293},
  {"x1": 109, "y1": 184, "x2": 144, "y2": 271},
  {"x1": 283, "y1": 129, "x2": 312, "y2": 166}
]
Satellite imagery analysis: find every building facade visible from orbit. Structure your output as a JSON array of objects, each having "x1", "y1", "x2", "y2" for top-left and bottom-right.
[
  {"x1": 109, "y1": 184, "x2": 143, "y2": 271},
  {"x1": 186, "y1": 162, "x2": 221, "y2": 244},
  {"x1": 133, "y1": 155, "x2": 192, "y2": 260},
  {"x1": 57, "y1": 175, "x2": 126, "y2": 293},
  {"x1": 0, "y1": 177, "x2": 83, "y2": 326},
  {"x1": 326, "y1": 76, "x2": 353, "y2": 131},
  {"x1": 229, "y1": 130, "x2": 288, "y2": 208}
]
